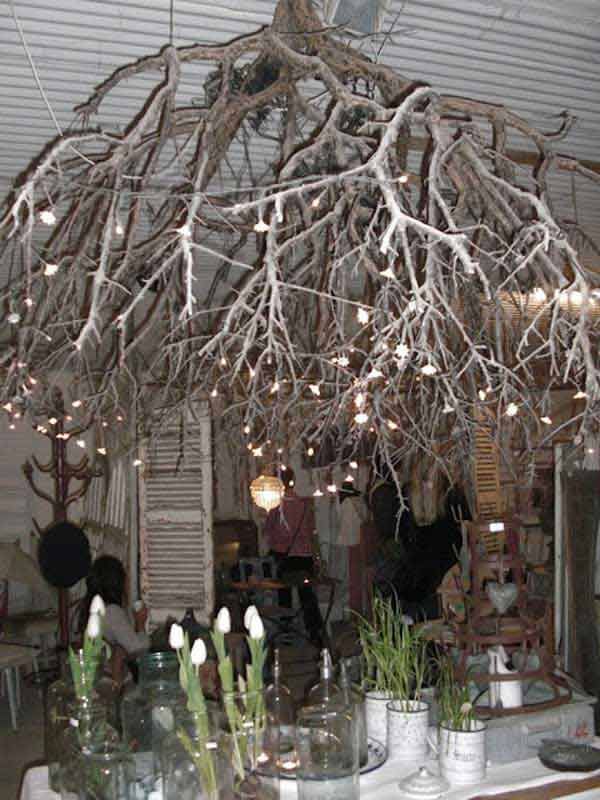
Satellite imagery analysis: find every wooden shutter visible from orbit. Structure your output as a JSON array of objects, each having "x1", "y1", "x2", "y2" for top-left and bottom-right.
[
  {"x1": 138, "y1": 405, "x2": 213, "y2": 626},
  {"x1": 473, "y1": 411, "x2": 504, "y2": 520}
]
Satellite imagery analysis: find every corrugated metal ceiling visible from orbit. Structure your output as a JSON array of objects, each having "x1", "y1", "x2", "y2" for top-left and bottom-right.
[{"x1": 0, "y1": 0, "x2": 598, "y2": 269}]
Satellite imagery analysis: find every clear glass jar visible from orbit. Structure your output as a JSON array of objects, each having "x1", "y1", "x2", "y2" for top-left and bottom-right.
[
  {"x1": 121, "y1": 650, "x2": 186, "y2": 792},
  {"x1": 46, "y1": 651, "x2": 117, "y2": 793},
  {"x1": 295, "y1": 704, "x2": 358, "y2": 800},
  {"x1": 60, "y1": 740, "x2": 136, "y2": 800},
  {"x1": 221, "y1": 690, "x2": 280, "y2": 800},
  {"x1": 58, "y1": 696, "x2": 120, "y2": 798},
  {"x1": 338, "y1": 660, "x2": 368, "y2": 767},
  {"x1": 162, "y1": 710, "x2": 231, "y2": 800}
]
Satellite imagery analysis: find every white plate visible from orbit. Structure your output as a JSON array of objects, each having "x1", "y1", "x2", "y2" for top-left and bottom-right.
[{"x1": 279, "y1": 736, "x2": 387, "y2": 780}]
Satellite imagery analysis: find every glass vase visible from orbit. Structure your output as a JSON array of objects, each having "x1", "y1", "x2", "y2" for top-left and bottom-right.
[
  {"x1": 46, "y1": 651, "x2": 117, "y2": 793},
  {"x1": 58, "y1": 696, "x2": 120, "y2": 799},
  {"x1": 60, "y1": 742, "x2": 136, "y2": 800},
  {"x1": 220, "y1": 690, "x2": 280, "y2": 800},
  {"x1": 162, "y1": 710, "x2": 231, "y2": 800},
  {"x1": 121, "y1": 650, "x2": 186, "y2": 794},
  {"x1": 295, "y1": 704, "x2": 359, "y2": 800}
]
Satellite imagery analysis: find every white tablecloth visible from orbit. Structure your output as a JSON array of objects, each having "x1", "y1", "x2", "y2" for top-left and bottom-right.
[{"x1": 20, "y1": 756, "x2": 600, "y2": 800}]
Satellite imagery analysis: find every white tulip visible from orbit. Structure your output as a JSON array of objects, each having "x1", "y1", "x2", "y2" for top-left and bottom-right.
[
  {"x1": 169, "y1": 623, "x2": 185, "y2": 650},
  {"x1": 86, "y1": 612, "x2": 102, "y2": 639},
  {"x1": 249, "y1": 612, "x2": 265, "y2": 640},
  {"x1": 243, "y1": 605, "x2": 259, "y2": 631},
  {"x1": 191, "y1": 638, "x2": 207, "y2": 666},
  {"x1": 90, "y1": 595, "x2": 106, "y2": 616},
  {"x1": 215, "y1": 607, "x2": 231, "y2": 634}
]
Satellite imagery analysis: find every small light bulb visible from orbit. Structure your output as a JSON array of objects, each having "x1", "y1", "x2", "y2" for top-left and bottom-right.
[
  {"x1": 387, "y1": 420, "x2": 399, "y2": 430},
  {"x1": 442, "y1": 403, "x2": 454, "y2": 414},
  {"x1": 44, "y1": 262, "x2": 59, "y2": 277},
  {"x1": 2, "y1": 403, "x2": 12, "y2": 412},
  {"x1": 28, "y1": 376, "x2": 37, "y2": 385},
  {"x1": 178, "y1": 224, "x2": 192, "y2": 238},
  {"x1": 115, "y1": 222, "x2": 124, "y2": 236},
  {"x1": 395, "y1": 344, "x2": 409, "y2": 359},
  {"x1": 48, "y1": 417, "x2": 58, "y2": 425},
  {"x1": 210, "y1": 388, "x2": 218, "y2": 398},
  {"x1": 24, "y1": 297, "x2": 34, "y2": 308},
  {"x1": 97, "y1": 447, "x2": 107, "y2": 455},
  {"x1": 541, "y1": 416, "x2": 552, "y2": 425},
  {"x1": 254, "y1": 219, "x2": 269, "y2": 233},
  {"x1": 307, "y1": 446, "x2": 315, "y2": 457},
  {"x1": 243, "y1": 425, "x2": 251, "y2": 435},
  {"x1": 478, "y1": 389, "x2": 486, "y2": 401},
  {"x1": 72, "y1": 400, "x2": 82, "y2": 408},
  {"x1": 220, "y1": 357, "x2": 227, "y2": 366},
  {"x1": 270, "y1": 381, "x2": 280, "y2": 394},
  {"x1": 102, "y1": 421, "x2": 108, "y2": 428},
  {"x1": 116, "y1": 415, "x2": 123, "y2": 422},
  {"x1": 252, "y1": 447, "x2": 263, "y2": 457},
  {"x1": 354, "y1": 412, "x2": 369, "y2": 425},
  {"x1": 327, "y1": 484, "x2": 337, "y2": 493},
  {"x1": 309, "y1": 384, "x2": 321, "y2": 397},
  {"x1": 9, "y1": 423, "x2": 15, "y2": 430},
  {"x1": 76, "y1": 439, "x2": 85, "y2": 448},
  {"x1": 133, "y1": 458, "x2": 142, "y2": 467},
  {"x1": 338, "y1": 355, "x2": 350, "y2": 367},
  {"x1": 380, "y1": 268, "x2": 395, "y2": 279},
  {"x1": 311, "y1": 195, "x2": 321, "y2": 209},
  {"x1": 313, "y1": 488, "x2": 323, "y2": 497},
  {"x1": 40, "y1": 209, "x2": 56, "y2": 225},
  {"x1": 7, "y1": 312, "x2": 20, "y2": 324},
  {"x1": 357, "y1": 307, "x2": 369, "y2": 324},
  {"x1": 398, "y1": 174, "x2": 409, "y2": 184},
  {"x1": 354, "y1": 392, "x2": 366, "y2": 409},
  {"x1": 349, "y1": 461, "x2": 358, "y2": 470},
  {"x1": 344, "y1": 474, "x2": 354, "y2": 482},
  {"x1": 277, "y1": 447, "x2": 283, "y2": 454},
  {"x1": 367, "y1": 368, "x2": 383, "y2": 380},
  {"x1": 505, "y1": 402, "x2": 519, "y2": 417},
  {"x1": 65, "y1": 414, "x2": 73, "y2": 422},
  {"x1": 421, "y1": 363, "x2": 438, "y2": 376},
  {"x1": 574, "y1": 390, "x2": 588, "y2": 399}
]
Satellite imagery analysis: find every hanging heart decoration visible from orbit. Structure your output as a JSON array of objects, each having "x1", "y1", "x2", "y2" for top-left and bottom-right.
[{"x1": 487, "y1": 582, "x2": 518, "y2": 615}]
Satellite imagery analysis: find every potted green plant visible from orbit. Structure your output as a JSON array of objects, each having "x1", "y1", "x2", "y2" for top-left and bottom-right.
[
  {"x1": 357, "y1": 595, "x2": 429, "y2": 756},
  {"x1": 434, "y1": 653, "x2": 487, "y2": 786}
]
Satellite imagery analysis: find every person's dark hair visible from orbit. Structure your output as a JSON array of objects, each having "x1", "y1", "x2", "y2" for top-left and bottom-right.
[{"x1": 79, "y1": 555, "x2": 126, "y2": 633}]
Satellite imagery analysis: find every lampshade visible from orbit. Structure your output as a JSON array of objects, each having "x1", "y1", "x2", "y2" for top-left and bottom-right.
[{"x1": 250, "y1": 474, "x2": 285, "y2": 512}]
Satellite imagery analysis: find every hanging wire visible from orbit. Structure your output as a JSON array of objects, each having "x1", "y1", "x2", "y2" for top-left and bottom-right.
[{"x1": 169, "y1": 0, "x2": 175, "y2": 46}]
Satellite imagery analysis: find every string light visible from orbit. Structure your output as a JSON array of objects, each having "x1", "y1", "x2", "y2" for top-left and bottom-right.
[
  {"x1": 48, "y1": 417, "x2": 58, "y2": 425},
  {"x1": 72, "y1": 400, "x2": 82, "y2": 408},
  {"x1": 28, "y1": 376, "x2": 37, "y2": 385},
  {"x1": 24, "y1": 297, "x2": 34, "y2": 308},
  {"x1": 115, "y1": 222, "x2": 124, "y2": 236},
  {"x1": 380, "y1": 268, "x2": 395, "y2": 279},
  {"x1": 44, "y1": 262, "x2": 59, "y2": 277},
  {"x1": 587, "y1": 448, "x2": 595, "y2": 454},
  {"x1": 2, "y1": 403, "x2": 12, "y2": 412},
  {"x1": 421, "y1": 363, "x2": 438, "y2": 376},
  {"x1": 505, "y1": 402, "x2": 519, "y2": 417},
  {"x1": 9, "y1": 423, "x2": 15, "y2": 430},
  {"x1": 254, "y1": 219, "x2": 269, "y2": 233},
  {"x1": 277, "y1": 447, "x2": 283, "y2": 454},
  {"x1": 116, "y1": 415, "x2": 123, "y2": 422},
  {"x1": 354, "y1": 412, "x2": 368, "y2": 425},
  {"x1": 97, "y1": 447, "x2": 107, "y2": 455},
  {"x1": 313, "y1": 488, "x2": 323, "y2": 497},
  {"x1": 76, "y1": 439, "x2": 85, "y2": 448},
  {"x1": 387, "y1": 420, "x2": 399, "y2": 430},
  {"x1": 354, "y1": 392, "x2": 366, "y2": 409},
  {"x1": 344, "y1": 474, "x2": 354, "y2": 482},
  {"x1": 357, "y1": 307, "x2": 369, "y2": 324},
  {"x1": 327, "y1": 484, "x2": 337, "y2": 493},
  {"x1": 573, "y1": 390, "x2": 588, "y2": 399},
  {"x1": 349, "y1": 461, "x2": 358, "y2": 470},
  {"x1": 442, "y1": 403, "x2": 454, "y2": 414},
  {"x1": 102, "y1": 421, "x2": 108, "y2": 428},
  {"x1": 309, "y1": 384, "x2": 321, "y2": 396},
  {"x1": 39, "y1": 209, "x2": 56, "y2": 226},
  {"x1": 247, "y1": 443, "x2": 253, "y2": 451},
  {"x1": 367, "y1": 368, "x2": 383, "y2": 380},
  {"x1": 252, "y1": 446, "x2": 263, "y2": 457},
  {"x1": 478, "y1": 389, "x2": 486, "y2": 401},
  {"x1": 398, "y1": 174, "x2": 409, "y2": 184},
  {"x1": 210, "y1": 388, "x2": 218, "y2": 398},
  {"x1": 7, "y1": 312, "x2": 20, "y2": 324},
  {"x1": 220, "y1": 357, "x2": 227, "y2": 366},
  {"x1": 337, "y1": 355, "x2": 350, "y2": 367},
  {"x1": 541, "y1": 416, "x2": 552, "y2": 425},
  {"x1": 307, "y1": 446, "x2": 315, "y2": 456},
  {"x1": 133, "y1": 458, "x2": 143, "y2": 467},
  {"x1": 243, "y1": 424, "x2": 251, "y2": 434},
  {"x1": 270, "y1": 381, "x2": 279, "y2": 394},
  {"x1": 177, "y1": 223, "x2": 192, "y2": 238}
]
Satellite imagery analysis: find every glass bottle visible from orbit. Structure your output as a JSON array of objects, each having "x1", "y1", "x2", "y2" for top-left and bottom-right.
[
  {"x1": 307, "y1": 649, "x2": 342, "y2": 708},
  {"x1": 58, "y1": 695, "x2": 120, "y2": 798},
  {"x1": 62, "y1": 741, "x2": 136, "y2": 800},
  {"x1": 264, "y1": 648, "x2": 296, "y2": 773},
  {"x1": 338, "y1": 659, "x2": 368, "y2": 767},
  {"x1": 46, "y1": 651, "x2": 117, "y2": 793},
  {"x1": 162, "y1": 710, "x2": 231, "y2": 800},
  {"x1": 121, "y1": 650, "x2": 186, "y2": 793},
  {"x1": 296, "y1": 704, "x2": 359, "y2": 800}
]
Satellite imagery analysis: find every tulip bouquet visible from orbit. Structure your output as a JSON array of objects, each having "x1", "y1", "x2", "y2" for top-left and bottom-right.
[
  {"x1": 68, "y1": 594, "x2": 106, "y2": 700},
  {"x1": 210, "y1": 605, "x2": 268, "y2": 791},
  {"x1": 169, "y1": 623, "x2": 219, "y2": 798}
]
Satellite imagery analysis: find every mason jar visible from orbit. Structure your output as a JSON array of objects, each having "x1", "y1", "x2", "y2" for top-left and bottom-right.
[{"x1": 121, "y1": 650, "x2": 186, "y2": 792}]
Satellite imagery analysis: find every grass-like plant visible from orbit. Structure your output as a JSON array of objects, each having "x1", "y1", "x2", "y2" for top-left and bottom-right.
[
  {"x1": 357, "y1": 595, "x2": 428, "y2": 707},
  {"x1": 436, "y1": 651, "x2": 475, "y2": 731}
]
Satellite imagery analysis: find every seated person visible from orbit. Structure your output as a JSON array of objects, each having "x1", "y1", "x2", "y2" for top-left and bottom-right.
[
  {"x1": 264, "y1": 469, "x2": 324, "y2": 646},
  {"x1": 81, "y1": 555, "x2": 149, "y2": 671}
]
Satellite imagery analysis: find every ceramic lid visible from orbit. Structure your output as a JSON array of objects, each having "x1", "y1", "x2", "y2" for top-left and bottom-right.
[{"x1": 398, "y1": 766, "x2": 450, "y2": 799}]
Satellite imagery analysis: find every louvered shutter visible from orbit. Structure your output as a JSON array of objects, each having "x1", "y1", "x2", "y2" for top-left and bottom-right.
[
  {"x1": 473, "y1": 410, "x2": 504, "y2": 520},
  {"x1": 138, "y1": 405, "x2": 213, "y2": 626}
]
